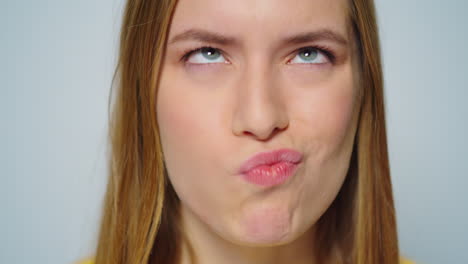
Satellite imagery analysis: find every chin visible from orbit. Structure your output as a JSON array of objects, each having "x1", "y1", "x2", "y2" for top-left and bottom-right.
[{"x1": 229, "y1": 206, "x2": 299, "y2": 246}]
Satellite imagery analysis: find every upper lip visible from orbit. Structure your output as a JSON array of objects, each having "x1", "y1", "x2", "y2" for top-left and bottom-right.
[{"x1": 238, "y1": 148, "x2": 304, "y2": 174}]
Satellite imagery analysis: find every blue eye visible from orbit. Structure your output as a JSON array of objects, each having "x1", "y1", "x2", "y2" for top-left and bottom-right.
[
  {"x1": 186, "y1": 47, "x2": 227, "y2": 64},
  {"x1": 289, "y1": 47, "x2": 328, "y2": 64},
  {"x1": 182, "y1": 46, "x2": 333, "y2": 65}
]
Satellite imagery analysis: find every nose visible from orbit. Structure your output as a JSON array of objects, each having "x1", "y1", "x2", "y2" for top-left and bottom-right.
[{"x1": 231, "y1": 66, "x2": 289, "y2": 141}]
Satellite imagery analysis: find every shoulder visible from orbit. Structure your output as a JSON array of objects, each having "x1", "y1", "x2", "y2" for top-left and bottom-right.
[
  {"x1": 401, "y1": 257, "x2": 416, "y2": 264},
  {"x1": 75, "y1": 258, "x2": 94, "y2": 264}
]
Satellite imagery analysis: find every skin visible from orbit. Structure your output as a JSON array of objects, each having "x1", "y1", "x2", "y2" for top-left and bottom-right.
[{"x1": 157, "y1": 0, "x2": 361, "y2": 263}]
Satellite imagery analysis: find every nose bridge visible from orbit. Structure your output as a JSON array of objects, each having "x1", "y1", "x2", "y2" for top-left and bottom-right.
[
  {"x1": 232, "y1": 59, "x2": 289, "y2": 140},
  {"x1": 242, "y1": 58, "x2": 275, "y2": 101}
]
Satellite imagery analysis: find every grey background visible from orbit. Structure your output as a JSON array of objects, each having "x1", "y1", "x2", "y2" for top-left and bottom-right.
[{"x1": 1, "y1": 0, "x2": 467, "y2": 263}]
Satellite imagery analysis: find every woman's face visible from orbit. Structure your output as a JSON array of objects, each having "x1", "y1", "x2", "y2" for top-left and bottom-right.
[{"x1": 157, "y1": 0, "x2": 360, "y2": 245}]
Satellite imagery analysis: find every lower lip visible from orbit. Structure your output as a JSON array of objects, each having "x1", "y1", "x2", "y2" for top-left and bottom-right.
[{"x1": 241, "y1": 161, "x2": 300, "y2": 187}]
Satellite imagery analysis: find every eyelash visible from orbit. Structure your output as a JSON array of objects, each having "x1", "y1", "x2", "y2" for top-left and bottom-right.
[{"x1": 180, "y1": 45, "x2": 337, "y2": 65}]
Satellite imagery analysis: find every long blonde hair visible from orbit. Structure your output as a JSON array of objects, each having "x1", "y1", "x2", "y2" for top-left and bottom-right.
[{"x1": 94, "y1": 0, "x2": 399, "y2": 263}]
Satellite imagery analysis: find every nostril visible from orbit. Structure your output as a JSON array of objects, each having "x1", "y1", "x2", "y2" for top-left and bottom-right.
[
  {"x1": 242, "y1": 126, "x2": 285, "y2": 141},
  {"x1": 243, "y1": 131, "x2": 255, "y2": 137}
]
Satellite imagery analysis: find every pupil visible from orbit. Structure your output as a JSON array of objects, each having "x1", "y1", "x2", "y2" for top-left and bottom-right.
[
  {"x1": 202, "y1": 48, "x2": 218, "y2": 59},
  {"x1": 301, "y1": 49, "x2": 317, "y2": 60}
]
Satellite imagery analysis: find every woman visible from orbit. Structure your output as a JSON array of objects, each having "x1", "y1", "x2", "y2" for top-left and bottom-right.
[{"x1": 82, "y1": 0, "x2": 413, "y2": 263}]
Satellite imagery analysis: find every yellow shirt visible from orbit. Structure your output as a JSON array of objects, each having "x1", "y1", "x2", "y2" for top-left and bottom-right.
[
  {"x1": 77, "y1": 260, "x2": 93, "y2": 264},
  {"x1": 402, "y1": 259, "x2": 416, "y2": 264}
]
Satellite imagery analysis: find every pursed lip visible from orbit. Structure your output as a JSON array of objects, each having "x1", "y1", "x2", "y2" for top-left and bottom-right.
[{"x1": 238, "y1": 148, "x2": 304, "y2": 174}]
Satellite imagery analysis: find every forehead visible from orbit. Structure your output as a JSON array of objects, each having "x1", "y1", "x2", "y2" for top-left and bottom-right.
[{"x1": 168, "y1": 0, "x2": 350, "y2": 44}]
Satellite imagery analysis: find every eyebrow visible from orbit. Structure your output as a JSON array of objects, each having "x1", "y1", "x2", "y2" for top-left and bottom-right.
[
  {"x1": 168, "y1": 29, "x2": 238, "y2": 46},
  {"x1": 168, "y1": 28, "x2": 348, "y2": 47}
]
